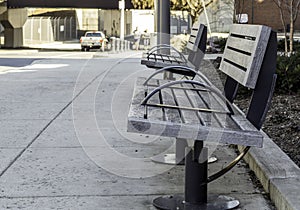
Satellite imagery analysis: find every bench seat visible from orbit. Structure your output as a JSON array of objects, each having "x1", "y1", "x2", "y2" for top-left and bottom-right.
[
  {"x1": 127, "y1": 77, "x2": 263, "y2": 147},
  {"x1": 141, "y1": 50, "x2": 189, "y2": 68}
]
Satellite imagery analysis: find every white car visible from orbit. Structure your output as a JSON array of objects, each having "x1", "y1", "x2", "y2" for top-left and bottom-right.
[{"x1": 80, "y1": 31, "x2": 108, "y2": 51}]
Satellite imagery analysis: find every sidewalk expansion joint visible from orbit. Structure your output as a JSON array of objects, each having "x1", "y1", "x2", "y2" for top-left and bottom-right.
[{"x1": 0, "y1": 55, "x2": 134, "y2": 178}]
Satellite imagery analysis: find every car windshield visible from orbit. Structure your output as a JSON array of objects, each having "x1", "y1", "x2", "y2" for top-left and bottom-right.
[{"x1": 86, "y1": 33, "x2": 102, "y2": 37}]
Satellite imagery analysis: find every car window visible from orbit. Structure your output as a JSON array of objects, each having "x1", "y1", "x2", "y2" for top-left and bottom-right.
[{"x1": 86, "y1": 33, "x2": 102, "y2": 37}]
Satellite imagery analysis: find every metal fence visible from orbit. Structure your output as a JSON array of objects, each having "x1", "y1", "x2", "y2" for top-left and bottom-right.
[{"x1": 23, "y1": 17, "x2": 77, "y2": 44}]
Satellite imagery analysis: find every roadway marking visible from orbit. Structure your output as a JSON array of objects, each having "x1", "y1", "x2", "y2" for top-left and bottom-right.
[
  {"x1": 0, "y1": 63, "x2": 70, "y2": 75},
  {"x1": 21, "y1": 64, "x2": 69, "y2": 69}
]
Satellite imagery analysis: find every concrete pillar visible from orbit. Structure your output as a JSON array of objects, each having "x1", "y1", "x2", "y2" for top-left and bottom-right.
[
  {"x1": 111, "y1": 37, "x2": 116, "y2": 53},
  {"x1": 4, "y1": 28, "x2": 23, "y2": 47},
  {"x1": 121, "y1": 40, "x2": 124, "y2": 51},
  {"x1": 116, "y1": 38, "x2": 120, "y2": 52},
  {"x1": 0, "y1": 8, "x2": 27, "y2": 48}
]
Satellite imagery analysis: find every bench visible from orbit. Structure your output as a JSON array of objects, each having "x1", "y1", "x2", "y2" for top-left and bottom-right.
[
  {"x1": 127, "y1": 24, "x2": 277, "y2": 209},
  {"x1": 141, "y1": 17, "x2": 207, "y2": 76}
]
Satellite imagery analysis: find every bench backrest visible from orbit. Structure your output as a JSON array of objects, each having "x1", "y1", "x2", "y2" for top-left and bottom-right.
[
  {"x1": 186, "y1": 19, "x2": 207, "y2": 53},
  {"x1": 220, "y1": 24, "x2": 271, "y2": 89},
  {"x1": 221, "y1": 24, "x2": 277, "y2": 129},
  {"x1": 186, "y1": 20, "x2": 207, "y2": 68}
]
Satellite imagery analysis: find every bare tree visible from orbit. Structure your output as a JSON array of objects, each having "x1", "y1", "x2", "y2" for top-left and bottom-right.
[
  {"x1": 272, "y1": 0, "x2": 300, "y2": 54},
  {"x1": 131, "y1": 0, "x2": 215, "y2": 23}
]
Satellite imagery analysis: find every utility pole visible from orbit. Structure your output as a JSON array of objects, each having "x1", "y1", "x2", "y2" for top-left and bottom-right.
[
  {"x1": 251, "y1": 0, "x2": 254, "y2": 24},
  {"x1": 159, "y1": 0, "x2": 170, "y2": 46},
  {"x1": 119, "y1": 0, "x2": 125, "y2": 39},
  {"x1": 155, "y1": 0, "x2": 161, "y2": 45}
]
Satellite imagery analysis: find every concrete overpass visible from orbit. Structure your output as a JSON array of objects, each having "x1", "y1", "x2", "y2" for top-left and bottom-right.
[
  {"x1": 7, "y1": 0, "x2": 134, "y2": 9},
  {"x1": 0, "y1": 0, "x2": 134, "y2": 48}
]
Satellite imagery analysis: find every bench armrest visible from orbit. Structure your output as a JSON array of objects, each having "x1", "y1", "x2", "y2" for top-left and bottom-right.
[
  {"x1": 143, "y1": 66, "x2": 212, "y2": 86},
  {"x1": 145, "y1": 45, "x2": 188, "y2": 64},
  {"x1": 147, "y1": 44, "x2": 179, "y2": 54}
]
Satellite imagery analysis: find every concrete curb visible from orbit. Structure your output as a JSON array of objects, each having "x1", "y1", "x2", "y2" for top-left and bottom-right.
[
  {"x1": 238, "y1": 131, "x2": 300, "y2": 210},
  {"x1": 21, "y1": 46, "x2": 81, "y2": 52}
]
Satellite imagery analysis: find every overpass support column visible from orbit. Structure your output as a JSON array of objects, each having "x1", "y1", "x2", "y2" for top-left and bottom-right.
[{"x1": 0, "y1": 8, "x2": 27, "y2": 48}]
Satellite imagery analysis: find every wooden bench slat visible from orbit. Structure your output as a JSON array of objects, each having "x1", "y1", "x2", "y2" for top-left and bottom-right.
[
  {"x1": 219, "y1": 61, "x2": 246, "y2": 85},
  {"x1": 188, "y1": 36, "x2": 197, "y2": 44},
  {"x1": 207, "y1": 91, "x2": 240, "y2": 129},
  {"x1": 189, "y1": 85, "x2": 238, "y2": 129},
  {"x1": 229, "y1": 24, "x2": 269, "y2": 39},
  {"x1": 223, "y1": 48, "x2": 252, "y2": 71},
  {"x1": 190, "y1": 31, "x2": 198, "y2": 39},
  {"x1": 172, "y1": 86, "x2": 201, "y2": 124},
  {"x1": 225, "y1": 36, "x2": 256, "y2": 54},
  {"x1": 185, "y1": 87, "x2": 215, "y2": 127},
  {"x1": 158, "y1": 82, "x2": 182, "y2": 123}
]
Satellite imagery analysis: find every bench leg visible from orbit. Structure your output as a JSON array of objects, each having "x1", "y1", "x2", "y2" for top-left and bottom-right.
[
  {"x1": 152, "y1": 141, "x2": 239, "y2": 210},
  {"x1": 151, "y1": 138, "x2": 187, "y2": 165},
  {"x1": 151, "y1": 139, "x2": 217, "y2": 165}
]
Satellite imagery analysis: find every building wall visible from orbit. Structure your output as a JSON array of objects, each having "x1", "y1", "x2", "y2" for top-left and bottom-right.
[
  {"x1": 131, "y1": 10, "x2": 155, "y2": 34},
  {"x1": 98, "y1": 10, "x2": 131, "y2": 37},
  {"x1": 235, "y1": 0, "x2": 300, "y2": 31},
  {"x1": 76, "y1": 9, "x2": 98, "y2": 31},
  {"x1": 199, "y1": 0, "x2": 234, "y2": 33}
]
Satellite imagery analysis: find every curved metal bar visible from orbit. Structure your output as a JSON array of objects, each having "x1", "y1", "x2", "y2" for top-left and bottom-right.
[
  {"x1": 144, "y1": 66, "x2": 212, "y2": 86},
  {"x1": 146, "y1": 46, "x2": 188, "y2": 64},
  {"x1": 206, "y1": 146, "x2": 251, "y2": 184},
  {"x1": 141, "y1": 80, "x2": 235, "y2": 115},
  {"x1": 147, "y1": 44, "x2": 178, "y2": 54}
]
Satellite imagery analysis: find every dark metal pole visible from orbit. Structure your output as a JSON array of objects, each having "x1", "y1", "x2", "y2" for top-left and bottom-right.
[
  {"x1": 159, "y1": 0, "x2": 170, "y2": 46},
  {"x1": 155, "y1": 0, "x2": 161, "y2": 45},
  {"x1": 251, "y1": 0, "x2": 254, "y2": 24},
  {"x1": 159, "y1": 0, "x2": 171, "y2": 79},
  {"x1": 185, "y1": 141, "x2": 208, "y2": 204}
]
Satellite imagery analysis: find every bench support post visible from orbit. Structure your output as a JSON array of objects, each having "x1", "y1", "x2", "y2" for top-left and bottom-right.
[
  {"x1": 185, "y1": 141, "x2": 208, "y2": 204},
  {"x1": 152, "y1": 141, "x2": 240, "y2": 210},
  {"x1": 151, "y1": 138, "x2": 217, "y2": 165},
  {"x1": 151, "y1": 138, "x2": 188, "y2": 165}
]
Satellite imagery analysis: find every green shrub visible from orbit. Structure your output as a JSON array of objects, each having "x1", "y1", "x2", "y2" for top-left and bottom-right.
[
  {"x1": 276, "y1": 52, "x2": 300, "y2": 93},
  {"x1": 277, "y1": 39, "x2": 300, "y2": 52},
  {"x1": 214, "y1": 37, "x2": 227, "y2": 52}
]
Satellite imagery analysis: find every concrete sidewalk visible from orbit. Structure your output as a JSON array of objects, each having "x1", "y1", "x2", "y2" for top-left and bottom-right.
[{"x1": 0, "y1": 49, "x2": 298, "y2": 209}]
